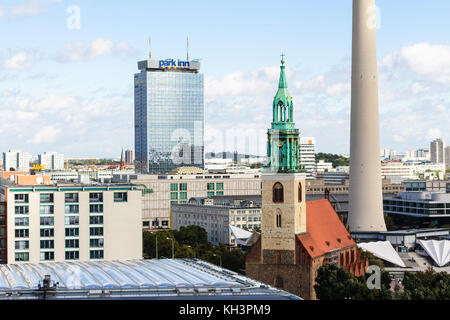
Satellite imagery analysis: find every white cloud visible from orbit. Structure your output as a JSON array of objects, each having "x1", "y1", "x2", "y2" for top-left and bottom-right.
[
  {"x1": 426, "y1": 128, "x2": 442, "y2": 140},
  {"x1": 10, "y1": 0, "x2": 62, "y2": 18},
  {"x1": 0, "y1": 6, "x2": 6, "y2": 20},
  {"x1": 27, "y1": 125, "x2": 61, "y2": 144},
  {"x1": 3, "y1": 52, "x2": 34, "y2": 70},
  {"x1": 58, "y1": 38, "x2": 134, "y2": 62}
]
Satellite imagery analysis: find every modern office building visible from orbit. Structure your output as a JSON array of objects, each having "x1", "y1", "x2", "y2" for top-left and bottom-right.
[
  {"x1": 171, "y1": 196, "x2": 261, "y2": 246},
  {"x1": 384, "y1": 191, "x2": 450, "y2": 219},
  {"x1": 2, "y1": 150, "x2": 32, "y2": 172},
  {"x1": 299, "y1": 137, "x2": 316, "y2": 172},
  {"x1": 38, "y1": 152, "x2": 65, "y2": 171},
  {"x1": 430, "y1": 138, "x2": 445, "y2": 164},
  {"x1": 0, "y1": 182, "x2": 142, "y2": 264},
  {"x1": 134, "y1": 58, "x2": 204, "y2": 174}
]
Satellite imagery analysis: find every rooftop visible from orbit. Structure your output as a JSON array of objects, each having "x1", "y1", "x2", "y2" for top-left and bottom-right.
[{"x1": 0, "y1": 259, "x2": 300, "y2": 300}]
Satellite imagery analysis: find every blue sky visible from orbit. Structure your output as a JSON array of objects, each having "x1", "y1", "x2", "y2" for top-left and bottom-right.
[{"x1": 0, "y1": 0, "x2": 449, "y2": 158}]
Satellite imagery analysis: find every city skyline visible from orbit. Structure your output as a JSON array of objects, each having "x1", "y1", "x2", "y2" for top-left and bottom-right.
[{"x1": 0, "y1": 0, "x2": 449, "y2": 158}]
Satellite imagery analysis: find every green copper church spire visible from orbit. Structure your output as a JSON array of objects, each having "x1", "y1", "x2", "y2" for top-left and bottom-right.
[{"x1": 267, "y1": 55, "x2": 302, "y2": 173}]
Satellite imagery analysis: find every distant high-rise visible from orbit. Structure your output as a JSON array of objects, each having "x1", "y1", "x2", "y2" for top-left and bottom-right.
[
  {"x1": 445, "y1": 146, "x2": 450, "y2": 170},
  {"x1": 134, "y1": 58, "x2": 204, "y2": 174},
  {"x1": 348, "y1": 0, "x2": 387, "y2": 232},
  {"x1": 2, "y1": 150, "x2": 32, "y2": 172},
  {"x1": 38, "y1": 152, "x2": 65, "y2": 171},
  {"x1": 299, "y1": 137, "x2": 316, "y2": 172},
  {"x1": 430, "y1": 138, "x2": 445, "y2": 164},
  {"x1": 125, "y1": 149, "x2": 135, "y2": 165}
]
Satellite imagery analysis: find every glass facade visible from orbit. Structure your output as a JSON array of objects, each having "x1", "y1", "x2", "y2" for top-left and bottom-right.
[{"x1": 135, "y1": 60, "x2": 204, "y2": 174}]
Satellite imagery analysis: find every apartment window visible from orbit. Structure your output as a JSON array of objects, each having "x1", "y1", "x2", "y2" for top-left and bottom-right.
[
  {"x1": 89, "y1": 204, "x2": 103, "y2": 213},
  {"x1": 90, "y1": 227, "x2": 103, "y2": 236},
  {"x1": 216, "y1": 191, "x2": 224, "y2": 196},
  {"x1": 14, "y1": 194, "x2": 29, "y2": 203},
  {"x1": 40, "y1": 240, "x2": 54, "y2": 249},
  {"x1": 180, "y1": 183, "x2": 187, "y2": 191},
  {"x1": 15, "y1": 229, "x2": 29, "y2": 238},
  {"x1": 65, "y1": 239, "x2": 79, "y2": 248},
  {"x1": 15, "y1": 206, "x2": 29, "y2": 215},
  {"x1": 40, "y1": 217, "x2": 54, "y2": 226},
  {"x1": 170, "y1": 201, "x2": 178, "y2": 206},
  {"x1": 170, "y1": 183, "x2": 178, "y2": 191},
  {"x1": 170, "y1": 192, "x2": 178, "y2": 200},
  {"x1": 40, "y1": 252, "x2": 54, "y2": 261},
  {"x1": 15, "y1": 252, "x2": 29, "y2": 262},
  {"x1": 180, "y1": 192, "x2": 187, "y2": 200},
  {"x1": 90, "y1": 250, "x2": 104, "y2": 259},
  {"x1": 15, "y1": 217, "x2": 29, "y2": 227},
  {"x1": 65, "y1": 228, "x2": 79, "y2": 237},
  {"x1": 65, "y1": 205, "x2": 79, "y2": 214},
  {"x1": 40, "y1": 228, "x2": 54, "y2": 238},
  {"x1": 65, "y1": 216, "x2": 79, "y2": 226},
  {"x1": 40, "y1": 193, "x2": 54, "y2": 203},
  {"x1": 207, "y1": 183, "x2": 215, "y2": 191},
  {"x1": 65, "y1": 193, "x2": 79, "y2": 203},
  {"x1": 161, "y1": 221, "x2": 169, "y2": 227},
  {"x1": 65, "y1": 251, "x2": 79, "y2": 260},
  {"x1": 143, "y1": 221, "x2": 150, "y2": 227},
  {"x1": 40, "y1": 205, "x2": 54, "y2": 215},
  {"x1": 89, "y1": 193, "x2": 103, "y2": 202},
  {"x1": 90, "y1": 238, "x2": 104, "y2": 248},
  {"x1": 216, "y1": 183, "x2": 224, "y2": 190},
  {"x1": 114, "y1": 192, "x2": 128, "y2": 202},
  {"x1": 15, "y1": 240, "x2": 29, "y2": 250},
  {"x1": 207, "y1": 192, "x2": 215, "y2": 197},
  {"x1": 90, "y1": 216, "x2": 104, "y2": 225}
]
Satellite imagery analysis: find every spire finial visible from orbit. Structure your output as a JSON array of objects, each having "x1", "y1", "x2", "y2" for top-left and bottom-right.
[{"x1": 281, "y1": 53, "x2": 285, "y2": 65}]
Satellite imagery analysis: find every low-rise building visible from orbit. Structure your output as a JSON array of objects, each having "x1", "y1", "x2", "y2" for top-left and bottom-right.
[
  {"x1": 0, "y1": 181, "x2": 142, "y2": 264},
  {"x1": 384, "y1": 191, "x2": 450, "y2": 219},
  {"x1": 171, "y1": 196, "x2": 261, "y2": 246}
]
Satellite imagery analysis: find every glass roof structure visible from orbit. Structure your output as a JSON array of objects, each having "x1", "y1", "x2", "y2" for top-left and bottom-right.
[{"x1": 0, "y1": 259, "x2": 300, "y2": 300}]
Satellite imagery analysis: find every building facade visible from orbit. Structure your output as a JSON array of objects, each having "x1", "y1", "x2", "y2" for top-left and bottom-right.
[
  {"x1": 299, "y1": 137, "x2": 316, "y2": 172},
  {"x1": 384, "y1": 191, "x2": 450, "y2": 219},
  {"x1": 113, "y1": 172, "x2": 261, "y2": 229},
  {"x1": 125, "y1": 149, "x2": 135, "y2": 165},
  {"x1": 2, "y1": 150, "x2": 32, "y2": 172},
  {"x1": 134, "y1": 59, "x2": 204, "y2": 174},
  {"x1": 171, "y1": 197, "x2": 261, "y2": 246},
  {"x1": 0, "y1": 184, "x2": 142, "y2": 264},
  {"x1": 430, "y1": 138, "x2": 445, "y2": 164},
  {"x1": 38, "y1": 152, "x2": 65, "y2": 171}
]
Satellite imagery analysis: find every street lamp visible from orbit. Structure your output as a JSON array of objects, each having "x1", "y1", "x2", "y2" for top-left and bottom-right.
[
  {"x1": 166, "y1": 237, "x2": 174, "y2": 259},
  {"x1": 155, "y1": 236, "x2": 158, "y2": 259},
  {"x1": 186, "y1": 245, "x2": 196, "y2": 258},
  {"x1": 213, "y1": 254, "x2": 222, "y2": 267}
]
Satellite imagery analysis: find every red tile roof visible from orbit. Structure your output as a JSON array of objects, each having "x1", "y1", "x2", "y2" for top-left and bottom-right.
[{"x1": 297, "y1": 199, "x2": 355, "y2": 258}]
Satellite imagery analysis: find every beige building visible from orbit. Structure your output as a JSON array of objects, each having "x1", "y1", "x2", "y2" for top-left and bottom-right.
[
  {"x1": 113, "y1": 171, "x2": 262, "y2": 229},
  {"x1": 1, "y1": 184, "x2": 142, "y2": 264}
]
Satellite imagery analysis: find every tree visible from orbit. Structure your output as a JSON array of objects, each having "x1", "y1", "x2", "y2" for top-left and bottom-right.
[
  {"x1": 174, "y1": 225, "x2": 208, "y2": 247},
  {"x1": 143, "y1": 231, "x2": 179, "y2": 259},
  {"x1": 396, "y1": 268, "x2": 450, "y2": 300}
]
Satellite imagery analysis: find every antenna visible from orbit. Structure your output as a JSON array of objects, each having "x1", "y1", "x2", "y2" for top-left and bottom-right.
[
  {"x1": 186, "y1": 36, "x2": 189, "y2": 61},
  {"x1": 149, "y1": 35, "x2": 152, "y2": 59}
]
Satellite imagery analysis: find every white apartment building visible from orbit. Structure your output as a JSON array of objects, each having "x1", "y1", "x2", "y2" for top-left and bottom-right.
[
  {"x1": 113, "y1": 172, "x2": 261, "y2": 229},
  {"x1": 1, "y1": 184, "x2": 142, "y2": 264},
  {"x1": 38, "y1": 152, "x2": 65, "y2": 171},
  {"x1": 299, "y1": 137, "x2": 316, "y2": 172},
  {"x1": 445, "y1": 146, "x2": 450, "y2": 170},
  {"x1": 316, "y1": 159, "x2": 333, "y2": 173},
  {"x1": 381, "y1": 162, "x2": 446, "y2": 180},
  {"x1": 2, "y1": 150, "x2": 32, "y2": 172}
]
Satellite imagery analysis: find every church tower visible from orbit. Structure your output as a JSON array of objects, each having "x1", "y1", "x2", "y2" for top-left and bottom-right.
[{"x1": 261, "y1": 56, "x2": 307, "y2": 265}]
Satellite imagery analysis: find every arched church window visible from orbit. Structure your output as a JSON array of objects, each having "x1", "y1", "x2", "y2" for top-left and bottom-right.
[
  {"x1": 273, "y1": 182, "x2": 284, "y2": 203},
  {"x1": 298, "y1": 182, "x2": 303, "y2": 202}
]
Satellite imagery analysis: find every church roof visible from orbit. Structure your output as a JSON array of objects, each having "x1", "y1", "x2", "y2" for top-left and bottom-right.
[{"x1": 297, "y1": 199, "x2": 356, "y2": 258}]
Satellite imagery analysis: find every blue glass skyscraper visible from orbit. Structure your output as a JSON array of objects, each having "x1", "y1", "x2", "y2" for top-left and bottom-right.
[{"x1": 134, "y1": 59, "x2": 204, "y2": 174}]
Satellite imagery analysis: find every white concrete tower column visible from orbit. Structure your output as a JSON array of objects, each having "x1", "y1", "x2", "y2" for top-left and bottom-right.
[{"x1": 348, "y1": 0, "x2": 386, "y2": 232}]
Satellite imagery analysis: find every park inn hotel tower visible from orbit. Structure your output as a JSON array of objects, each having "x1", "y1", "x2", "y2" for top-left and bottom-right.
[{"x1": 134, "y1": 58, "x2": 204, "y2": 174}]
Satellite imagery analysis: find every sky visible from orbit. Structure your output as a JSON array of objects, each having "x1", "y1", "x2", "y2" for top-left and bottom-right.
[{"x1": 0, "y1": 0, "x2": 449, "y2": 158}]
